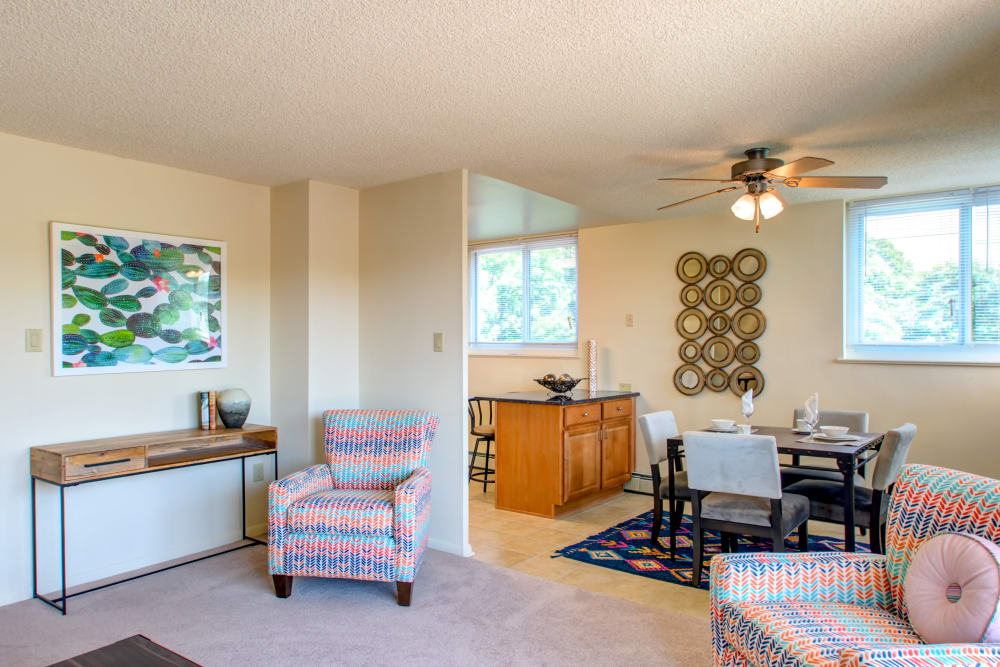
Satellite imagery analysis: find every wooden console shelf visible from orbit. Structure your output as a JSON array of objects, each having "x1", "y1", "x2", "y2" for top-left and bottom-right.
[{"x1": 31, "y1": 424, "x2": 277, "y2": 485}]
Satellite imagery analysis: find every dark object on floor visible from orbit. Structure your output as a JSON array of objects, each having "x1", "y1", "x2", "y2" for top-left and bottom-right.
[
  {"x1": 272, "y1": 574, "x2": 293, "y2": 598},
  {"x1": 553, "y1": 510, "x2": 867, "y2": 591},
  {"x1": 47, "y1": 634, "x2": 201, "y2": 667}
]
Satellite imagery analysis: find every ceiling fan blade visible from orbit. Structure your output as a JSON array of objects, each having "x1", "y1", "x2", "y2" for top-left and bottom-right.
[
  {"x1": 657, "y1": 177, "x2": 739, "y2": 183},
  {"x1": 764, "y1": 157, "x2": 834, "y2": 178},
  {"x1": 657, "y1": 186, "x2": 740, "y2": 211},
  {"x1": 786, "y1": 176, "x2": 888, "y2": 189}
]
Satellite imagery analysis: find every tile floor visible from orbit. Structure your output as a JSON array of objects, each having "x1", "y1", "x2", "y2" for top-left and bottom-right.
[{"x1": 467, "y1": 479, "x2": 851, "y2": 619}]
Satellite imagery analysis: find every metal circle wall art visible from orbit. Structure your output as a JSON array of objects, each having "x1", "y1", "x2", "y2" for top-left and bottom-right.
[
  {"x1": 676, "y1": 307, "x2": 708, "y2": 340},
  {"x1": 680, "y1": 284, "x2": 703, "y2": 307},
  {"x1": 732, "y1": 248, "x2": 767, "y2": 282},
  {"x1": 676, "y1": 251, "x2": 708, "y2": 284},
  {"x1": 736, "y1": 282, "x2": 762, "y2": 306},
  {"x1": 674, "y1": 248, "x2": 766, "y2": 396},
  {"x1": 674, "y1": 364, "x2": 705, "y2": 396},
  {"x1": 708, "y1": 312, "x2": 730, "y2": 335},
  {"x1": 679, "y1": 340, "x2": 701, "y2": 363},
  {"x1": 708, "y1": 255, "x2": 732, "y2": 278},
  {"x1": 706, "y1": 368, "x2": 729, "y2": 392},
  {"x1": 728, "y1": 365, "x2": 765, "y2": 397},
  {"x1": 735, "y1": 341, "x2": 761, "y2": 365}
]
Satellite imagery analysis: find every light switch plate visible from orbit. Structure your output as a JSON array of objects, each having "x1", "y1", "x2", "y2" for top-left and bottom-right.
[
  {"x1": 625, "y1": 313, "x2": 634, "y2": 327},
  {"x1": 252, "y1": 462, "x2": 264, "y2": 482},
  {"x1": 25, "y1": 328, "x2": 43, "y2": 352},
  {"x1": 618, "y1": 382, "x2": 632, "y2": 391},
  {"x1": 433, "y1": 332, "x2": 443, "y2": 352}
]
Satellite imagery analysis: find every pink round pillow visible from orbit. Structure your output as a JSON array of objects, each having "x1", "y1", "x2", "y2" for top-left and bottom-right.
[{"x1": 904, "y1": 532, "x2": 1000, "y2": 644}]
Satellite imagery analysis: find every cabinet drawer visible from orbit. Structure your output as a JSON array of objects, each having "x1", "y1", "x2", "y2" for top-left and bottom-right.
[
  {"x1": 65, "y1": 447, "x2": 146, "y2": 480},
  {"x1": 602, "y1": 399, "x2": 632, "y2": 420},
  {"x1": 564, "y1": 404, "x2": 601, "y2": 427}
]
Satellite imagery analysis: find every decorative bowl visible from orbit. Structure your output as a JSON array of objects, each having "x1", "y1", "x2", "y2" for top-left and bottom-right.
[
  {"x1": 819, "y1": 425, "x2": 850, "y2": 438},
  {"x1": 534, "y1": 376, "x2": 587, "y2": 394}
]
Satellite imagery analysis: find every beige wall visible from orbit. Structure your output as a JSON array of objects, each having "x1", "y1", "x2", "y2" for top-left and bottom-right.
[
  {"x1": 1, "y1": 131, "x2": 271, "y2": 606},
  {"x1": 360, "y1": 170, "x2": 470, "y2": 556},
  {"x1": 471, "y1": 199, "x2": 1000, "y2": 486}
]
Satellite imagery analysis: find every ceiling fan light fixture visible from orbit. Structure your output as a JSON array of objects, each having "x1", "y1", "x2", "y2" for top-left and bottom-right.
[
  {"x1": 730, "y1": 193, "x2": 757, "y2": 221},
  {"x1": 758, "y1": 189, "x2": 785, "y2": 219}
]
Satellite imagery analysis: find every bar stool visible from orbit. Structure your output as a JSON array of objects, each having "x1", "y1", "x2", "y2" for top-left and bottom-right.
[{"x1": 467, "y1": 398, "x2": 496, "y2": 492}]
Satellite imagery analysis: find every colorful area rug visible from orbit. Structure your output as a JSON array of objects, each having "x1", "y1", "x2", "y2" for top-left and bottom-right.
[{"x1": 553, "y1": 510, "x2": 868, "y2": 590}]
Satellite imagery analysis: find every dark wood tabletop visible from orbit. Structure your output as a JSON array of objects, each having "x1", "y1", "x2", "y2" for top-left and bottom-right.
[
  {"x1": 667, "y1": 425, "x2": 883, "y2": 461},
  {"x1": 665, "y1": 425, "x2": 885, "y2": 552}
]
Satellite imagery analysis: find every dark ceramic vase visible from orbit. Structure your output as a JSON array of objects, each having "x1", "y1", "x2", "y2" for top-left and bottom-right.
[{"x1": 217, "y1": 388, "x2": 251, "y2": 428}]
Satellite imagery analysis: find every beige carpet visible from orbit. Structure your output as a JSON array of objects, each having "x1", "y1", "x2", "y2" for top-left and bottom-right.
[{"x1": 0, "y1": 547, "x2": 711, "y2": 666}]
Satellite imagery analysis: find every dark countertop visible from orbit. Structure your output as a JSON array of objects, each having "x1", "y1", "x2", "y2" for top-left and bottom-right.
[{"x1": 470, "y1": 390, "x2": 640, "y2": 405}]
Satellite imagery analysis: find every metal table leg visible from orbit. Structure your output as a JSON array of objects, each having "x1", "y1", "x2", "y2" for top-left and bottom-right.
[{"x1": 838, "y1": 456, "x2": 857, "y2": 552}]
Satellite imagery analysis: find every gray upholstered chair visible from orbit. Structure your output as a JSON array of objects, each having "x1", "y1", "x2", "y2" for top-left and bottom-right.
[
  {"x1": 683, "y1": 431, "x2": 810, "y2": 587},
  {"x1": 784, "y1": 423, "x2": 916, "y2": 554},
  {"x1": 638, "y1": 410, "x2": 689, "y2": 559},
  {"x1": 782, "y1": 408, "x2": 870, "y2": 486}
]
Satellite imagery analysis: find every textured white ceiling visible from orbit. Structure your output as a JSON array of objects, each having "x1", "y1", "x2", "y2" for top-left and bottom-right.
[{"x1": 1, "y1": 1, "x2": 999, "y2": 222}]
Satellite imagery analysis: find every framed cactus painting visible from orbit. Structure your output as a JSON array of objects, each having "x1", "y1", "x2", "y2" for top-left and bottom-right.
[{"x1": 50, "y1": 222, "x2": 227, "y2": 375}]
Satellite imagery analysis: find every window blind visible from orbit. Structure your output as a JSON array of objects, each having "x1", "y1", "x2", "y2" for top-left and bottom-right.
[
  {"x1": 846, "y1": 185, "x2": 1000, "y2": 359},
  {"x1": 469, "y1": 234, "x2": 578, "y2": 345}
]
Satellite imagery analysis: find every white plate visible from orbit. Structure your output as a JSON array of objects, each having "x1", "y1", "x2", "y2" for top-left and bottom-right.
[
  {"x1": 811, "y1": 433, "x2": 860, "y2": 442},
  {"x1": 705, "y1": 426, "x2": 738, "y2": 433},
  {"x1": 792, "y1": 429, "x2": 812, "y2": 434}
]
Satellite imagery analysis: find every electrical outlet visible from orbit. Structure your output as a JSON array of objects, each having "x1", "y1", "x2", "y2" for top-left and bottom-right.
[
  {"x1": 252, "y1": 462, "x2": 264, "y2": 482},
  {"x1": 618, "y1": 382, "x2": 632, "y2": 391},
  {"x1": 433, "y1": 332, "x2": 443, "y2": 352},
  {"x1": 25, "y1": 329, "x2": 42, "y2": 352},
  {"x1": 625, "y1": 313, "x2": 634, "y2": 327}
]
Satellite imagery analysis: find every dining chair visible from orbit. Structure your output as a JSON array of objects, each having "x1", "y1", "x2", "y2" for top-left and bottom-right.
[
  {"x1": 782, "y1": 408, "x2": 870, "y2": 485},
  {"x1": 683, "y1": 431, "x2": 810, "y2": 587},
  {"x1": 784, "y1": 423, "x2": 915, "y2": 554},
  {"x1": 638, "y1": 410, "x2": 689, "y2": 559},
  {"x1": 467, "y1": 398, "x2": 496, "y2": 492}
]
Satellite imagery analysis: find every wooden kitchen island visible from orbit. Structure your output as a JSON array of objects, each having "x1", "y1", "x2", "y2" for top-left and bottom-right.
[{"x1": 471, "y1": 390, "x2": 639, "y2": 517}]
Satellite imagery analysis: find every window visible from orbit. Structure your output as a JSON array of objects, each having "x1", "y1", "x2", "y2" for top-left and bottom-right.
[
  {"x1": 469, "y1": 234, "x2": 578, "y2": 349},
  {"x1": 845, "y1": 186, "x2": 1000, "y2": 362}
]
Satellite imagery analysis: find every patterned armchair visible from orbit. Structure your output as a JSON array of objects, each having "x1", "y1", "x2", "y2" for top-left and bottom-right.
[
  {"x1": 710, "y1": 464, "x2": 1000, "y2": 666},
  {"x1": 268, "y1": 410, "x2": 438, "y2": 606}
]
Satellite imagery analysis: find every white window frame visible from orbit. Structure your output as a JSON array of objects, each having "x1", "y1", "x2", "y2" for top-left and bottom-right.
[
  {"x1": 469, "y1": 234, "x2": 578, "y2": 356},
  {"x1": 844, "y1": 186, "x2": 1000, "y2": 363}
]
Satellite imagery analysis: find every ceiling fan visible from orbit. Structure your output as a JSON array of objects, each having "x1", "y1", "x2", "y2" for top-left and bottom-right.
[{"x1": 657, "y1": 147, "x2": 887, "y2": 232}]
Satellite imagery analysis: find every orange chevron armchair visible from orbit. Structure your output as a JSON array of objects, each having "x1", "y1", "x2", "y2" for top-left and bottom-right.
[
  {"x1": 268, "y1": 410, "x2": 438, "y2": 606},
  {"x1": 710, "y1": 464, "x2": 1000, "y2": 666}
]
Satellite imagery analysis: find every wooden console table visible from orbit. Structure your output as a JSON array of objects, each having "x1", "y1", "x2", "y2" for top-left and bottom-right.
[{"x1": 30, "y1": 424, "x2": 277, "y2": 614}]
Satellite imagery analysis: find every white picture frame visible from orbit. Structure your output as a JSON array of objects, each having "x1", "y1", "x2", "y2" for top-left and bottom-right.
[{"x1": 50, "y1": 221, "x2": 228, "y2": 376}]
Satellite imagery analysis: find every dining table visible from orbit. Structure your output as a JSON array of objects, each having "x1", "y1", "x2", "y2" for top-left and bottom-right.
[{"x1": 666, "y1": 425, "x2": 885, "y2": 552}]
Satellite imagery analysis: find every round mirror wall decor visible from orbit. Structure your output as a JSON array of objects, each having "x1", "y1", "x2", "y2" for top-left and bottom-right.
[
  {"x1": 706, "y1": 368, "x2": 728, "y2": 392},
  {"x1": 736, "y1": 282, "x2": 761, "y2": 307},
  {"x1": 674, "y1": 364, "x2": 705, "y2": 396},
  {"x1": 708, "y1": 255, "x2": 731, "y2": 278},
  {"x1": 676, "y1": 251, "x2": 708, "y2": 284},
  {"x1": 735, "y1": 340, "x2": 760, "y2": 365},
  {"x1": 704, "y1": 278, "x2": 736, "y2": 312},
  {"x1": 708, "y1": 312, "x2": 730, "y2": 335},
  {"x1": 731, "y1": 248, "x2": 766, "y2": 282},
  {"x1": 674, "y1": 248, "x2": 765, "y2": 399},
  {"x1": 680, "y1": 284, "x2": 704, "y2": 307},
  {"x1": 731, "y1": 307, "x2": 766, "y2": 340},
  {"x1": 701, "y1": 335, "x2": 735, "y2": 368},
  {"x1": 679, "y1": 340, "x2": 701, "y2": 363},
  {"x1": 676, "y1": 307, "x2": 708, "y2": 340},
  {"x1": 728, "y1": 365, "x2": 764, "y2": 397}
]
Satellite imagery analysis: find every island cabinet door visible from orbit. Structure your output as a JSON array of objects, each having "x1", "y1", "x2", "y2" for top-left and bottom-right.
[
  {"x1": 562, "y1": 424, "x2": 602, "y2": 503},
  {"x1": 601, "y1": 419, "x2": 633, "y2": 488}
]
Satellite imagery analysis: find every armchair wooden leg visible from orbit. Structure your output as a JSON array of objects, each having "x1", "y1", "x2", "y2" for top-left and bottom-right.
[
  {"x1": 396, "y1": 580, "x2": 413, "y2": 606},
  {"x1": 798, "y1": 522, "x2": 809, "y2": 552},
  {"x1": 272, "y1": 574, "x2": 293, "y2": 598}
]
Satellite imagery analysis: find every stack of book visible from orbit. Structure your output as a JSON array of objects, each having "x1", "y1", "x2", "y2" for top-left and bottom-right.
[{"x1": 199, "y1": 391, "x2": 217, "y2": 430}]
